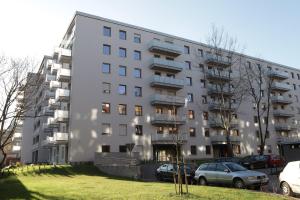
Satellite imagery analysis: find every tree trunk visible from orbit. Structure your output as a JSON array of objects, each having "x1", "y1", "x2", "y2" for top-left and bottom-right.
[
  {"x1": 259, "y1": 144, "x2": 265, "y2": 156},
  {"x1": 226, "y1": 129, "x2": 234, "y2": 157},
  {"x1": 0, "y1": 148, "x2": 7, "y2": 168}
]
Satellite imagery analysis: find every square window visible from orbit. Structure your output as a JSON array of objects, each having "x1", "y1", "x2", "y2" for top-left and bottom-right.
[
  {"x1": 119, "y1": 65, "x2": 126, "y2": 76},
  {"x1": 102, "y1": 123, "x2": 111, "y2": 135},
  {"x1": 102, "y1": 145, "x2": 110, "y2": 152},
  {"x1": 135, "y1": 105, "x2": 143, "y2": 116},
  {"x1": 134, "y1": 50, "x2": 141, "y2": 60},
  {"x1": 186, "y1": 77, "x2": 192, "y2": 86},
  {"x1": 206, "y1": 145, "x2": 211, "y2": 155},
  {"x1": 119, "y1": 30, "x2": 126, "y2": 40},
  {"x1": 188, "y1": 110, "x2": 195, "y2": 119},
  {"x1": 103, "y1": 26, "x2": 111, "y2": 37},
  {"x1": 184, "y1": 45, "x2": 190, "y2": 54},
  {"x1": 134, "y1": 68, "x2": 141, "y2": 78},
  {"x1": 187, "y1": 93, "x2": 193, "y2": 102},
  {"x1": 191, "y1": 145, "x2": 197, "y2": 155},
  {"x1": 118, "y1": 104, "x2": 127, "y2": 115},
  {"x1": 103, "y1": 44, "x2": 111, "y2": 55},
  {"x1": 189, "y1": 128, "x2": 196, "y2": 137},
  {"x1": 102, "y1": 82, "x2": 111, "y2": 94},
  {"x1": 134, "y1": 33, "x2": 141, "y2": 43},
  {"x1": 102, "y1": 103, "x2": 110, "y2": 113},
  {"x1": 134, "y1": 86, "x2": 142, "y2": 97},
  {"x1": 119, "y1": 47, "x2": 127, "y2": 57},
  {"x1": 119, "y1": 145, "x2": 127, "y2": 152},
  {"x1": 118, "y1": 85, "x2": 126, "y2": 95},
  {"x1": 119, "y1": 124, "x2": 127, "y2": 136},
  {"x1": 135, "y1": 125, "x2": 143, "y2": 136}
]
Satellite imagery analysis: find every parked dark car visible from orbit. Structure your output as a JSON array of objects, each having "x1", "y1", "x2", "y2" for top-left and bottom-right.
[
  {"x1": 264, "y1": 155, "x2": 285, "y2": 168},
  {"x1": 214, "y1": 157, "x2": 241, "y2": 164},
  {"x1": 240, "y1": 155, "x2": 268, "y2": 169},
  {"x1": 155, "y1": 163, "x2": 195, "y2": 183}
]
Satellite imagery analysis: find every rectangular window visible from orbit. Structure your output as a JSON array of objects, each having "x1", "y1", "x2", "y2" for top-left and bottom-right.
[
  {"x1": 134, "y1": 50, "x2": 141, "y2": 60},
  {"x1": 118, "y1": 65, "x2": 126, "y2": 76},
  {"x1": 200, "y1": 79, "x2": 206, "y2": 88},
  {"x1": 135, "y1": 125, "x2": 143, "y2": 136},
  {"x1": 102, "y1": 123, "x2": 111, "y2": 135},
  {"x1": 202, "y1": 95, "x2": 207, "y2": 104},
  {"x1": 119, "y1": 47, "x2": 126, "y2": 58},
  {"x1": 189, "y1": 128, "x2": 196, "y2": 137},
  {"x1": 191, "y1": 145, "x2": 197, "y2": 155},
  {"x1": 134, "y1": 33, "x2": 141, "y2": 43},
  {"x1": 134, "y1": 86, "x2": 142, "y2": 97},
  {"x1": 205, "y1": 145, "x2": 211, "y2": 155},
  {"x1": 169, "y1": 127, "x2": 178, "y2": 134},
  {"x1": 103, "y1": 44, "x2": 111, "y2": 55},
  {"x1": 187, "y1": 93, "x2": 193, "y2": 102},
  {"x1": 233, "y1": 144, "x2": 241, "y2": 155},
  {"x1": 204, "y1": 128, "x2": 210, "y2": 137},
  {"x1": 198, "y1": 49, "x2": 203, "y2": 57},
  {"x1": 118, "y1": 104, "x2": 127, "y2": 115},
  {"x1": 203, "y1": 112, "x2": 208, "y2": 120},
  {"x1": 157, "y1": 127, "x2": 163, "y2": 134},
  {"x1": 186, "y1": 77, "x2": 192, "y2": 86},
  {"x1": 291, "y1": 72, "x2": 294, "y2": 79},
  {"x1": 184, "y1": 45, "x2": 190, "y2": 54},
  {"x1": 199, "y1": 64, "x2": 204, "y2": 72},
  {"x1": 103, "y1": 26, "x2": 111, "y2": 37},
  {"x1": 134, "y1": 68, "x2": 141, "y2": 78},
  {"x1": 102, "y1": 82, "x2": 111, "y2": 94},
  {"x1": 119, "y1": 30, "x2": 126, "y2": 40},
  {"x1": 119, "y1": 124, "x2": 127, "y2": 136},
  {"x1": 188, "y1": 110, "x2": 195, "y2": 119},
  {"x1": 185, "y1": 61, "x2": 191, "y2": 70},
  {"x1": 135, "y1": 105, "x2": 143, "y2": 116},
  {"x1": 118, "y1": 84, "x2": 126, "y2": 95},
  {"x1": 102, "y1": 145, "x2": 110, "y2": 152},
  {"x1": 254, "y1": 116, "x2": 258, "y2": 123},
  {"x1": 119, "y1": 145, "x2": 127, "y2": 152},
  {"x1": 102, "y1": 63, "x2": 110, "y2": 74},
  {"x1": 102, "y1": 103, "x2": 110, "y2": 113}
]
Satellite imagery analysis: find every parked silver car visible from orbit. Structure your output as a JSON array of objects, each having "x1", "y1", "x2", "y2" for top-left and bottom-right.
[
  {"x1": 194, "y1": 162, "x2": 269, "y2": 189},
  {"x1": 279, "y1": 161, "x2": 300, "y2": 196}
]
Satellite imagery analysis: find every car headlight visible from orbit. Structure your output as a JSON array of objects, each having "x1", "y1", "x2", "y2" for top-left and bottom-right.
[{"x1": 247, "y1": 176, "x2": 257, "y2": 181}]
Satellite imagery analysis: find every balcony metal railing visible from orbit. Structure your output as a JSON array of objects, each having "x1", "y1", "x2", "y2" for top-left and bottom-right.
[
  {"x1": 277, "y1": 136, "x2": 300, "y2": 143},
  {"x1": 43, "y1": 90, "x2": 55, "y2": 100},
  {"x1": 54, "y1": 110, "x2": 69, "y2": 122},
  {"x1": 271, "y1": 96, "x2": 292, "y2": 104},
  {"x1": 149, "y1": 58, "x2": 184, "y2": 72},
  {"x1": 206, "y1": 69, "x2": 231, "y2": 81},
  {"x1": 151, "y1": 133, "x2": 187, "y2": 144},
  {"x1": 41, "y1": 106, "x2": 54, "y2": 116},
  {"x1": 49, "y1": 80, "x2": 61, "y2": 90},
  {"x1": 148, "y1": 40, "x2": 183, "y2": 57},
  {"x1": 47, "y1": 117, "x2": 59, "y2": 128},
  {"x1": 209, "y1": 119, "x2": 239, "y2": 129},
  {"x1": 205, "y1": 54, "x2": 231, "y2": 67},
  {"x1": 210, "y1": 135, "x2": 241, "y2": 144},
  {"x1": 48, "y1": 98, "x2": 60, "y2": 109},
  {"x1": 57, "y1": 68, "x2": 71, "y2": 82},
  {"x1": 207, "y1": 85, "x2": 233, "y2": 96},
  {"x1": 273, "y1": 110, "x2": 294, "y2": 118},
  {"x1": 45, "y1": 74, "x2": 56, "y2": 82},
  {"x1": 271, "y1": 82, "x2": 291, "y2": 91},
  {"x1": 150, "y1": 75, "x2": 185, "y2": 90},
  {"x1": 268, "y1": 70, "x2": 289, "y2": 79},
  {"x1": 55, "y1": 89, "x2": 70, "y2": 102},
  {"x1": 151, "y1": 114, "x2": 186, "y2": 125},
  {"x1": 208, "y1": 102, "x2": 237, "y2": 112},
  {"x1": 150, "y1": 94, "x2": 185, "y2": 106},
  {"x1": 57, "y1": 48, "x2": 72, "y2": 63},
  {"x1": 274, "y1": 124, "x2": 296, "y2": 131}
]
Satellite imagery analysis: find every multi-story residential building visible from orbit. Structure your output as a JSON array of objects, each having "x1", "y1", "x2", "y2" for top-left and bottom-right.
[{"x1": 21, "y1": 11, "x2": 300, "y2": 164}]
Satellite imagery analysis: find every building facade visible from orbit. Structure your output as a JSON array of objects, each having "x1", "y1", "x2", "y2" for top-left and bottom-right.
[{"x1": 21, "y1": 11, "x2": 300, "y2": 164}]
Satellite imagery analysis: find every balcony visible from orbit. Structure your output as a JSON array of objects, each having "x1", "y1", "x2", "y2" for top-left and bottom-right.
[
  {"x1": 209, "y1": 119, "x2": 239, "y2": 129},
  {"x1": 57, "y1": 48, "x2": 72, "y2": 63},
  {"x1": 208, "y1": 102, "x2": 237, "y2": 112},
  {"x1": 54, "y1": 110, "x2": 69, "y2": 122},
  {"x1": 45, "y1": 74, "x2": 56, "y2": 82},
  {"x1": 12, "y1": 145, "x2": 21, "y2": 152},
  {"x1": 49, "y1": 80, "x2": 61, "y2": 90},
  {"x1": 149, "y1": 58, "x2": 184, "y2": 72},
  {"x1": 271, "y1": 82, "x2": 291, "y2": 91},
  {"x1": 46, "y1": 59, "x2": 53, "y2": 70},
  {"x1": 42, "y1": 132, "x2": 68, "y2": 147},
  {"x1": 205, "y1": 55, "x2": 231, "y2": 67},
  {"x1": 150, "y1": 75, "x2": 184, "y2": 90},
  {"x1": 55, "y1": 89, "x2": 70, "y2": 102},
  {"x1": 151, "y1": 114, "x2": 186, "y2": 126},
  {"x1": 206, "y1": 70, "x2": 231, "y2": 82},
  {"x1": 210, "y1": 135, "x2": 241, "y2": 145},
  {"x1": 273, "y1": 110, "x2": 294, "y2": 118},
  {"x1": 41, "y1": 106, "x2": 54, "y2": 116},
  {"x1": 277, "y1": 136, "x2": 300, "y2": 144},
  {"x1": 51, "y1": 63, "x2": 61, "y2": 74},
  {"x1": 274, "y1": 124, "x2": 296, "y2": 131},
  {"x1": 148, "y1": 40, "x2": 183, "y2": 57},
  {"x1": 43, "y1": 90, "x2": 55, "y2": 100},
  {"x1": 207, "y1": 85, "x2": 233, "y2": 96},
  {"x1": 47, "y1": 117, "x2": 59, "y2": 128},
  {"x1": 42, "y1": 123, "x2": 52, "y2": 133},
  {"x1": 268, "y1": 70, "x2": 289, "y2": 80},
  {"x1": 48, "y1": 98, "x2": 60, "y2": 109},
  {"x1": 151, "y1": 133, "x2": 187, "y2": 145},
  {"x1": 150, "y1": 94, "x2": 185, "y2": 107},
  {"x1": 12, "y1": 132, "x2": 22, "y2": 140},
  {"x1": 57, "y1": 68, "x2": 71, "y2": 82},
  {"x1": 271, "y1": 96, "x2": 292, "y2": 104}
]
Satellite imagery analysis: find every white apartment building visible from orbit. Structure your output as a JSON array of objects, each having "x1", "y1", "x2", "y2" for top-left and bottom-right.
[{"x1": 21, "y1": 11, "x2": 300, "y2": 164}]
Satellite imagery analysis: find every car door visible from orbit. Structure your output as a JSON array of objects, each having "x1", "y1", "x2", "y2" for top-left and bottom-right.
[
  {"x1": 204, "y1": 163, "x2": 217, "y2": 183},
  {"x1": 215, "y1": 163, "x2": 232, "y2": 185},
  {"x1": 291, "y1": 163, "x2": 300, "y2": 194}
]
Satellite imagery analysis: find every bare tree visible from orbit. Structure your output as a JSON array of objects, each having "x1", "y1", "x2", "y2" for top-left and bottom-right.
[
  {"x1": 0, "y1": 55, "x2": 38, "y2": 167},
  {"x1": 204, "y1": 26, "x2": 246, "y2": 157}
]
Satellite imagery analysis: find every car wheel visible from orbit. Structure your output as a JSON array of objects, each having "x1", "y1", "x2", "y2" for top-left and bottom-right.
[
  {"x1": 233, "y1": 178, "x2": 245, "y2": 189},
  {"x1": 250, "y1": 164, "x2": 254, "y2": 170},
  {"x1": 281, "y1": 182, "x2": 293, "y2": 196},
  {"x1": 198, "y1": 177, "x2": 207, "y2": 186}
]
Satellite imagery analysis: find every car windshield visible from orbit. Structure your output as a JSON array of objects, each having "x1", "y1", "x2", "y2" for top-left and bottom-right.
[{"x1": 225, "y1": 163, "x2": 247, "y2": 172}]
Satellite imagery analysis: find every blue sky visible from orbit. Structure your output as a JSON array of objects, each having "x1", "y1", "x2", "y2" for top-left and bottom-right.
[{"x1": 0, "y1": 0, "x2": 299, "y2": 68}]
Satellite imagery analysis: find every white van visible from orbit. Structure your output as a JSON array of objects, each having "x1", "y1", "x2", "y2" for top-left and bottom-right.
[{"x1": 279, "y1": 161, "x2": 300, "y2": 196}]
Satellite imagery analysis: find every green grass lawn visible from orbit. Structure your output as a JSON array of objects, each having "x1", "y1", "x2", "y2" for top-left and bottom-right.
[{"x1": 0, "y1": 165, "x2": 289, "y2": 200}]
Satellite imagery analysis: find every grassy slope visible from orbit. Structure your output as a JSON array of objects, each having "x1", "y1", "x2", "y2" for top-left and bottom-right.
[{"x1": 0, "y1": 165, "x2": 289, "y2": 200}]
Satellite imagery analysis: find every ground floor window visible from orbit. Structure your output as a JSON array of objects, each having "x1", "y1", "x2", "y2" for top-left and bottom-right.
[
  {"x1": 102, "y1": 145, "x2": 110, "y2": 152},
  {"x1": 191, "y1": 145, "x2": 197, "y2": 155}
]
